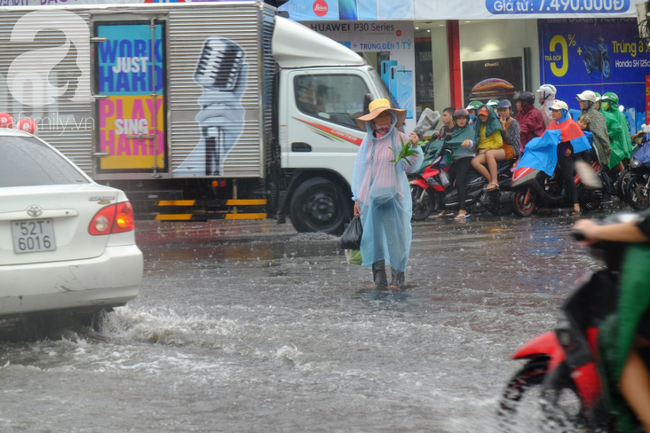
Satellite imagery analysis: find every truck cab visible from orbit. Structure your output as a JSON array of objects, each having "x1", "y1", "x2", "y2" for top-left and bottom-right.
[{"x1": 273, "y1": 17, "x2": 392, "y2": 233}]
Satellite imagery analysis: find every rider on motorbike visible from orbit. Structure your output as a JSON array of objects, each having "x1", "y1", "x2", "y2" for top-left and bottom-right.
[
  {"x1": 574, "y1": 215, "x2": 650, "y2": 432},
  {"x1": 514, "y1": 91, "x2": 545, "y2": 150},
  {"x1": 601, "y1": 92, "x2": 634, "y2": 162},
  {"x1": 537, "y1": 84, "x2": 557, "y2": 127},
  {"x1": 437, "y1": 108, "x2": 477, "y2": 220},
  {"x1": 465, "y1": 101, "x2": 482, "y2": 127}
]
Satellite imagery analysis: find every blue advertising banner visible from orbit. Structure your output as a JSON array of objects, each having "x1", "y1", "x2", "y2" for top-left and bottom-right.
[
  {"x1": 539, "y1": 18, "x2": 649, "y2": 134},
  {"x1": 486, "y1": 0, "x2": 630, "y2": 15}
]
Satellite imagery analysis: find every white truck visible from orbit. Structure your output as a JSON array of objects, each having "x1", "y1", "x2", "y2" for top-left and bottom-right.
[{"x1": 0, "y1": 1, "x2": 392, "y2": 234}]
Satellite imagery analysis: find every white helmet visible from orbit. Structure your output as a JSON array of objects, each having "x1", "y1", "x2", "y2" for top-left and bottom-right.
[
  {"x1": 537, "y1": 84, "x2": 557, "y2": 99},
  {"x1": 549, "y1": 100, "x2": 569, "y2": 111},
  {"x1": 576, "y1": 90, "x2": 597, "y2": 103}
]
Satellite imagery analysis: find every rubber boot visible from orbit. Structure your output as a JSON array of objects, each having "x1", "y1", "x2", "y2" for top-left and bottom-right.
[
  {"x1": 390, "y1": 268, "x2": 405, "y2": 289},
  {"x1": 372, "y1": 260, "x2": 387, "y2": 287}
]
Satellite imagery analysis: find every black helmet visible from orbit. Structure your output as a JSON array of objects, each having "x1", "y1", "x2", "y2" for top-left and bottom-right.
[
  {"x1": 497, "y1": 99, "x2": 511, "y2": 109},
  {"x1": 513, "y1": 91, "x2": 535, "y2": 105},
  {"x1": 453, "y1": 108, "x2": 470, "y2": 120}
]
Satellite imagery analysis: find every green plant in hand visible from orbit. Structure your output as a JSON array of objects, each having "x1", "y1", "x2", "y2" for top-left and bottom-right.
[{"x1": 390, "y1": 137, "x2": 419, "y2": 166}]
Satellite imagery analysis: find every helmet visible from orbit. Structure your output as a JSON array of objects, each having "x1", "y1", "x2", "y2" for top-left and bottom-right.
[
  {"x1": 594, "y1": 92, "x2": 601, "y2": 101},
  {"x1": 549, "y1": 100, "x2": 569, "y2": 111},
  {"x1": 513, "y1": 91, "x2": 535, "y2": 105},
  {"x1": 537, "y1": 84, "x2": 557, "y2": 98},
  {"x1": 576, "y1": 90, "x2": 597, "y2": 103},
  {"x1": 486, "y1": 99, "x2": 499, "y2": 107},
  {"x1": 0, "y1": 112, "x2": 13, "y2": 129},
  {"x1": 497, "y1": 99, "x2": 512, "y2": 109},
  {"x1": 453, "y1": 108, "x2": 470, "y2": 120},
  {"x1": 601, "y1": 92, "x2": 619, "y2": 106},
  {"x1": 465, "y1": 101, "x2": 482, "y2": 111},
  {"x1": 18, "y1": 118, "x2": 38, "y2": 135}
]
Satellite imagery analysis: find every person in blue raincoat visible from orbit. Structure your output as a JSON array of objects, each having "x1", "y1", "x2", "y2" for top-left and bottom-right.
[
  {"x1": 518, "y1": 100, "x2": 591, "y2": 215},
  {"x1": 352, "y1": 99, "x2": 424, "y2": 289}
]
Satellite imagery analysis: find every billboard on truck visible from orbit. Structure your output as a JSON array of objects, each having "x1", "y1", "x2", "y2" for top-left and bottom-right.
[{"x1": 0, "y1": 3, "x2": 273, "y2": 179}]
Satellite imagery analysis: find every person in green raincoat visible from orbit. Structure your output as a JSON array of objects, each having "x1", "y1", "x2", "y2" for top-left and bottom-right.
[
  {"x1": 471, "y1": 104, "x2": 504, "y2": 192},
  {"x1": 574, "y1": 215, "x2": 650, "y2": 432},
  {"x1": 436, "y1": 108, "x2": 477, "y2": 220},
  {"x1": 594, "y1": 92, "x2": 626, "y2": 172},
  {"x1": 601, "y1": 92, "x2": 634, "y2": 168}
]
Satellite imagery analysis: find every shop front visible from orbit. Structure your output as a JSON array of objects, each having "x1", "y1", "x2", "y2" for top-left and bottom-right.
[{"x1": 281, "y1": 0, "x2": 648, "y2": 132}]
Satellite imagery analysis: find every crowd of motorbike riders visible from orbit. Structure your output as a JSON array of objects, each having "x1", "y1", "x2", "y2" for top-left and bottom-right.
[
  {"x1": 409, "y1": 85, "x2": 650, "y2": 221},
  {"x1": 404, "y1": 88, "x2": 650, "y2": 431}
]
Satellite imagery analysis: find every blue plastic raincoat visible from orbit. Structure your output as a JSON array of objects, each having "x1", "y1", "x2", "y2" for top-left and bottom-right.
[
  {"x1": 351, "y1": 113, "x2": 424, "y2": 272},
  {"x1": 520, "y1": 111, "x2": 591, "y2": 176}
]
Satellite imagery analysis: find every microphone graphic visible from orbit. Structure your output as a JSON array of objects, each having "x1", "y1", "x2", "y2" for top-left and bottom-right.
[{"x1": 194, "y1": 36, "x2": 246, "y2": 176}]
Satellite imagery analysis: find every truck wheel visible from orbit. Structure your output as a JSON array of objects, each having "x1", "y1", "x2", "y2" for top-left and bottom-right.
[{"x1": 289, "y1": 177, "x2": 350, "y2": 235}]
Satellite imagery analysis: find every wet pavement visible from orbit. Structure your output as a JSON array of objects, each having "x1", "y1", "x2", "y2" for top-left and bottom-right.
[{"x1": 0, "y1": 203, "x2": 629, "y2": 433}]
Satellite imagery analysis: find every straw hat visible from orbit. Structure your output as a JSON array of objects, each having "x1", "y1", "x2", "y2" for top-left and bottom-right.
[{"x1": 355, "y1": 98, "x2": 406, "y2": 130}]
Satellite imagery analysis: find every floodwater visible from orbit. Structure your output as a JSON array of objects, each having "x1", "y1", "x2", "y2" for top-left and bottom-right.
[{"x1": 0, "y1": 207, "x2": 624, "y2": 433}]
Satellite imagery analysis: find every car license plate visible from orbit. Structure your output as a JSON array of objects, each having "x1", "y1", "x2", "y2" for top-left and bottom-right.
[{"x1": 11, "y1": 219, "x2": 56, "y2": 253}]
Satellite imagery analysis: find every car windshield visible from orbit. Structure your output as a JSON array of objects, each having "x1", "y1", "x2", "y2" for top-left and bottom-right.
[{"x1": 0, "y1": 135, "x2": 89, "y2": 187}]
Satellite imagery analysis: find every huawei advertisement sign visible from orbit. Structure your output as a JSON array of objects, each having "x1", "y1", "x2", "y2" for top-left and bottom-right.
[{"x1": 313, "y1": 0, "x2": 328, "y2": 17}]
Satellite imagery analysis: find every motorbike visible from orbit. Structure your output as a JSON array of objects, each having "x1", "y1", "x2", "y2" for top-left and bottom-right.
[
  {"x1": 584, "y1": 37, "x2": 612, "y2": 80},
  {"x1": 409, "y1": 141, "x2": 514, "y2": 219},
  {"x1": 509, "y1": 149, "x2": 603, "y2": 217},
  {"x1": 498, "y1": 212, "x2": 646, "y2": 432},
  {"x1": 624, "y1": 129, "x2": 650, "y2": 210}
]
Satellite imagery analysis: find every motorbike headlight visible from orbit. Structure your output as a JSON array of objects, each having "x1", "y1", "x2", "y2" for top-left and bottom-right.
[{"x1": 630, "y1": 158, "x2": 641, "y2": 169}]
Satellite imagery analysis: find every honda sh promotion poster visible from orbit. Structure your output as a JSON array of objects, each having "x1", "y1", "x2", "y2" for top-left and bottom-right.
[{"x1": 538, "y1": 18, "x2": 650, "y2": 134}]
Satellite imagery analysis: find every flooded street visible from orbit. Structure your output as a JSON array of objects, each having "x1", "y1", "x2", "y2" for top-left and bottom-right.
[{"x1": 0, "y1": 208, "x2": 622, "y2": 433}]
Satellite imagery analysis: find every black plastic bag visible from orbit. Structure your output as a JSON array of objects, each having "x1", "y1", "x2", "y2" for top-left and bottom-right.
[{"x1": 339, "y1": 216, "x2": 363, "y2": 250}]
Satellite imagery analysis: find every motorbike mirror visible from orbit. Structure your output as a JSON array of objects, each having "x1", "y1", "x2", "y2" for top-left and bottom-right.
[{"x1": 575, "y1": 160, "x2": 602, "y2": 189}]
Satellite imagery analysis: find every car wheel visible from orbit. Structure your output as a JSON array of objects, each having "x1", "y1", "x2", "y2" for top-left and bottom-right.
[{"x1": 289, "y1": 177, "x2": 351, "y2": 235}]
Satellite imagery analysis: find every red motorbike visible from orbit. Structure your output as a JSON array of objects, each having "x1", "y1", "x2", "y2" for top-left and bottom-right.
[
  {"x1": 410, "y1": 141, "x2": 514, "y2": 220},
  {"x1": 498, "y1": 213, "x2": 644, "y2": 432}
]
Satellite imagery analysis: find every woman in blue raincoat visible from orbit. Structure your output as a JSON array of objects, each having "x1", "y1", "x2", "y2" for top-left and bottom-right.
[{"x1": 352, "y1": 99, "x2": 423, "y2": 289}]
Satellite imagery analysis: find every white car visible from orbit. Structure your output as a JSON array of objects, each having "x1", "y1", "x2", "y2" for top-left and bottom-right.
[{"x1": 0, "y1": 128, "x2": 142, "y2": 320}]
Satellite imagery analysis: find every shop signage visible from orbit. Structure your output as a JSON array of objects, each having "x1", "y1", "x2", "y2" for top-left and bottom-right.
[
  {"x1": 309, "y1": 21, "x2": 416, "y2": 131},
  {"x1": 539, "y1": 18, "x2": 649, "y2": 134},
  {"x1": 280, "y1": 0, "x2": 640, "y2": 21}
]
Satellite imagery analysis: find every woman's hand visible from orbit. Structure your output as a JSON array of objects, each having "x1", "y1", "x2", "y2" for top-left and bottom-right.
[
  {"x1": 409, "y1": 132, "x2": 419, "y2": 147},
  {"x1": 461, "y1": 139, "x2": 471, "y2": 148},
  {"x1": 565, "y1": 148, "x2": 573, "y2": 157},
  {"x1": 499, "y1": 117, "x2": 507, "y2": 127},
  {"x1": 354, "y1": 201, "x2": 361, "y2": 217}
]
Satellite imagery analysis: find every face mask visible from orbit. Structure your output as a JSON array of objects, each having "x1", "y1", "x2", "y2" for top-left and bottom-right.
[
  {"x1": 602, "y1": 102, "x2": 610, "y2": 111},
  {"x1": 470, "y1": 114, "x2": 476, "y2": 121}
]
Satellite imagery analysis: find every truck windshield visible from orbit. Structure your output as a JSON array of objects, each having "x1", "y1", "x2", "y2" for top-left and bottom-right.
[
  {"x1": 295, "y1": 74, "x2": 370, "y2": 130},
  {"x1": 0, "y1": 136, "x2": 89, "y2": 188}
]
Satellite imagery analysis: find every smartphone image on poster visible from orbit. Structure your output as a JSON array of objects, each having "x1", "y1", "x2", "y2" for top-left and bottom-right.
[
  {"x1": 396, "y1": 70, "x2": 413, "y2": 119},
  {"x1": 389, "y1": 65, "x2": 404, "y2": 102},
  {"x1": 339, "y1": 0, "x2": 358, "y2": 20},
  {"x1": 381, "y1": 60, "x2": 396, "y2": 88}
]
